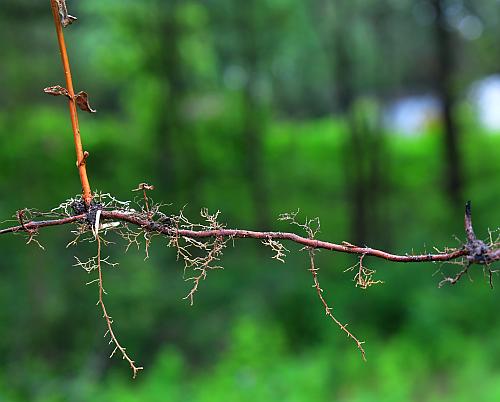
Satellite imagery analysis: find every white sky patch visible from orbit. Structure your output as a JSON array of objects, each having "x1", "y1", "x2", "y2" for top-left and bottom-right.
[{"x1": 470, "y1": 75, "x2": 500, "y2": 131}]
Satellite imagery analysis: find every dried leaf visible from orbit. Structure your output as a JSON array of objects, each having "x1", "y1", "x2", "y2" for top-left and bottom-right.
[
  {"x1": 44, "y1": 85, "x2": 71, "y2": 99},
  {"x1": 75, "y1": 91, "x2": 96, "y2": 113},
  {"x1": 44, "y1": 86, "x2": 96, "y2": 113},
  {"x1": 56, "y1": 0, "x2": 77, "y2": 28},
  {"x1": 133, "y1": 183, "x2": 155, "y2": 191}
]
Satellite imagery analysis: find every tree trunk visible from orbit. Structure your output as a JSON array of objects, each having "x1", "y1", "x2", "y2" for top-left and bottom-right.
[
  {"x1": 432, "y1": 0, "x2": 463, "y2": 207},
  {"x1": 237, "y1": 2, "x2": 271, "y2": 230}
]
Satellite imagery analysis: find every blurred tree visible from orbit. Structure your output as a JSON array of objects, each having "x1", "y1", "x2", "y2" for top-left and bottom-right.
[
  {"x1": 431, "y1": 0, "x2": 464, "y2": 207},
  {"x1": 208, "y1": 0, "x2": 296, "y2": 229},
  {"x1": 310, "y1": 0, "x2": 391, "y2": 246},
  {"x1": 233, "y1": 1, "x2": 272, "y2": 230}
]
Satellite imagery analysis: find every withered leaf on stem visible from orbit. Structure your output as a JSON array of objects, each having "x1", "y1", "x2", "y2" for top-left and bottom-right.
[
  {"x1": 44, "y1": 86, "x2": 96, "y2": 113},
  {"x1": 44, "y1": 85, "x2": 71, "y2": 99},
  {"x1": 133, "y1": 183, "x2": 155, "y2": 191},
  {"x1": 55, "y1": 0, "x2": 77, "y2": 28},
  {"x1": 75, "y1": 92, "x2": 96, "y2": 113}
]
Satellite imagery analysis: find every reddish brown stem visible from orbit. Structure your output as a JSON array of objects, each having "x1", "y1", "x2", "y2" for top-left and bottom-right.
[
  {"x1": 49, "y1": 0, "x2": 92, "y2": 205},
  {"x1": 0, "y1": 212, "x2": 477, "y2": 263},
  {"x1": 101, "y1": 211, "x2": 472, "y2": 263},
  {"x1": 0, "y1": 215, "x2": 85, "y2": 235}
]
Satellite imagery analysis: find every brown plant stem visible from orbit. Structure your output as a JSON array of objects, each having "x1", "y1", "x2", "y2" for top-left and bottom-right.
[
  {"x1": 2, "y1": 202, "x2": 497, "y2": 265},
  {"x1": 308, "y1": 249, "x2": 366, "y2": 360},
  {"x1": 49, "y1": 0, "x2": 92, "y2": 205},
  {"x1": 1, "y1": 211, "x2": 482, "y2": 263},
  {"x1": 96, "y1": 235, "x2": 143, "y2": 378},
  {"x1": 102, "y1": 211, "x2": 473, "y2": 263},
  {"x1": 0, "y1": 215, "x2": 85, "y2": 235}
]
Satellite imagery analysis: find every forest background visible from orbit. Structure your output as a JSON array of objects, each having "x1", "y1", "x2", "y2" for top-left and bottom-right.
[{"x1": 0, "y1": 0, "x2": 499, "y2": 401}]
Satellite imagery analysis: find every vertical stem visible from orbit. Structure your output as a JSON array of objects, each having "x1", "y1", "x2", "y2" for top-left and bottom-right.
[{"x1": 49, "y1": 0, "x2": 92, "y2": 205}]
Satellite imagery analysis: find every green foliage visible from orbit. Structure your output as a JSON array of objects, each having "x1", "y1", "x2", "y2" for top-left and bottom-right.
[
  {"x1": 0, "y1": 113, "x2": 498, "y2": 401},
  {"x1": 0, "y1": 0, "x2": 499, "y2": 400},
  {"x1": 7, "y1": 316, "x2": 500, "y2": 401}
]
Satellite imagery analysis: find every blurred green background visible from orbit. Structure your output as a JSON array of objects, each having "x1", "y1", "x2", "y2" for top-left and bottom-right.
[{"x1": 0, "y1": 0, "x2": 499, "y2": 401}]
